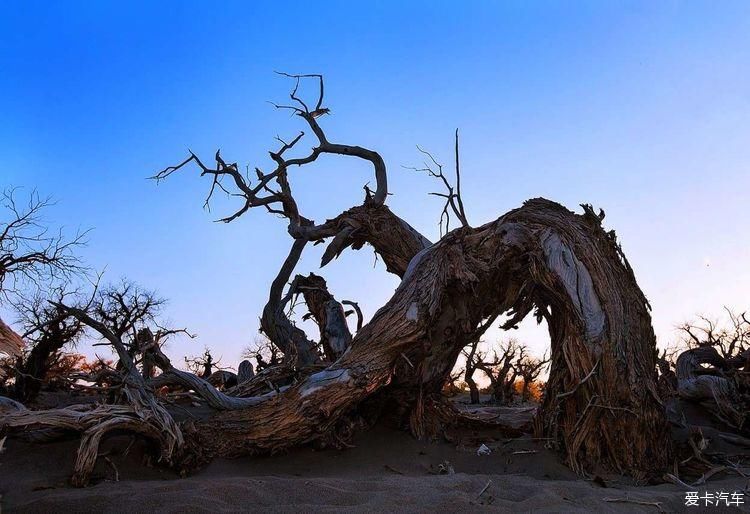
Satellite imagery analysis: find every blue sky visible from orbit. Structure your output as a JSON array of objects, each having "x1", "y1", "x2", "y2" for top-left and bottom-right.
[{"x1": 2, "y1": 1, "x2": 749, "y2": 365}]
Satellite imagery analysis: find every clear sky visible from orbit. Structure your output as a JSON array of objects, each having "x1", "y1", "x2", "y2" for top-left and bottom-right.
[{"x1": 2, "y1": 1, "x2": 749, "y2": 367}]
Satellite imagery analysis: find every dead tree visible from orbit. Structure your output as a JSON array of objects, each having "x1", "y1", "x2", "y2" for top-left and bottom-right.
[
  {"x1": 0, "y1": 189, "x2": 87, "y2": 358},
  {"x1": 244, "y1": 336, "x2": 282, "y2": 373},
  {"x1": 476, "y1": 339, "x2": 525, "y2": 405},
  {"x1": 150, "y1": 76, "x2": 670, "y2": 477},
  {"x1": 656, "y1": 348, "x2": 678, "y2": 398},
  {"x1": 462, "y1": 340, "x2": 482, "y2": 404},
  {"x1": 296, "y1": 273, "x2": 352, "y2": 361},
  {"x1": 673, "y1": 310, "x2": 750, "y2": 429},
  {"x1": 185, "y1": 348, "x2": 218, "y2": 379},
  {"x1": 0, "y1": 188, "x2": 86, "y2": 301},
  {"x1": 679, "y1": 309, "x2": 750, "y2": 359},
  {"x1": 1, "y1": 75, "x2": 672, "y2": 480},
  {"x1": 0, "y1": 286, "x2": 185, "y2": 486},
  {"x1": 11, "y1": 291, "x2": 84, "y2": 402},
  {"x1": 516, "y1": 351, "x2": 550, "y2": 402}
]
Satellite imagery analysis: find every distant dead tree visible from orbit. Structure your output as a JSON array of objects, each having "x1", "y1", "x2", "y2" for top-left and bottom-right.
[
  {"x1": 485, "y1": 340, "x2": 526, "y2": 405},
  {"x1": 0, "y1": 189, "x2": 88, "y2": 392},
  {"x1": 656, "y1": 347, "x2": 678, "y2": 398},
  {"x1": 463, "y1": 339, "x2": 526, "y2": 405},
  {"x1": 673, "y1": 309, "x2": 750, "y2": 430},
  {"x1": 0, "y1": 189, "x2": 87, "y2": 359},
  {"x1": 462, "y1": 340, "x2": 483, "y2": 404},
  {"x1": 0, "y1": 188, "x2": 86, "y2": 301},
  {"x1": 11, "y1": 289, "x2": 85, "y2": 402},
  {"x1": 515, "y1": 351, "x2": 550, "y2": 402},
  {"x1": 243, "y1": 335, "x2": 282, "y2": 373},
  {"x1": 185, "y1": 348, "x2": 217, "y2": 379},
  {"x1": 72, "y1": 280, "x2": 195, "y2": 394},
  {"x1": 185, "y1": 348, "x2": 237, "y2": 390},
  {"x1": 678, "y1": 308, "x2": 750, "y2": 359},
  {"x1": 1, "y1": 74, "x2": 672, "y2": 482},
  {"x1": 88, "y1": 281, "x2": 164, "y2": 374}
]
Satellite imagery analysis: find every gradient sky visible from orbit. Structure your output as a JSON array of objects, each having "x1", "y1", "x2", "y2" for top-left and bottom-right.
[{"x1": 2, "y1": 1, "x2": 749, "y2": 367}]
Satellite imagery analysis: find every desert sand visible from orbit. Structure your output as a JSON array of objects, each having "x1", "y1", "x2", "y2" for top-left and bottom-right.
[{"x1": 3, "y1": 400, "x2": 747, "y2": 513}]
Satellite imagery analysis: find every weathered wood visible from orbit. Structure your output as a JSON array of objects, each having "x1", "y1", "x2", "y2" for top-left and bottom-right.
[
  {"x1": 175, "y1": 199, "x2": 671, "y2": 479},
  {"x1": 0, "y1": 317, "x2": 24, "y2": 357},
  {"x1": 676, "y1": 346, "x2": 743, "y2": 427},
  {"x1": 237, "y1": 360, "x2": 254, "y2": 383},
  {"x1": 2, "y1": 76, "x2": 675, "y2": 484},
  {"x1": 297, "y1": 273, "x2": 352, "y2": 361}
]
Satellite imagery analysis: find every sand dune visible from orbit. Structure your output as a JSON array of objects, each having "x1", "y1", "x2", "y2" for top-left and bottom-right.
[{"x1": 3, "y1": 422, "x2": 747, "y2": 513}]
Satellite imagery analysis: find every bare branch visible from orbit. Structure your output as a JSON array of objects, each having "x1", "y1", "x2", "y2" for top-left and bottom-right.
[
  {"x1": 0, "y1": 188, "x2": 88, "y2": 301},
  {"x1": 153, "y1": 74, "x2": 388, "y2": 240},
  {"x1": 407, "y1": 131, "x2": 469, "y2": 236}
]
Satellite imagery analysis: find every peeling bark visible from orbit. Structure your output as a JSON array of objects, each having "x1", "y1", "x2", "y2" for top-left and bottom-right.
[
  {"x1": 238, "y1": 360, "x2": 254, "y2": 383},
  {"x1": 0, "y1": 199, "x2": 671, "y2": 481},
  {"x1": 173, "y1": 199, "x2": 670, "y2": 478},
  {"x1": 0, "y1": 317, "x2": 24, "y2": 357},
  {"x1": 676, "y1": 346, "x2": 743, "y2": 427},
  {"x1": 297, "y1": 273, "x2": 352, "y2": 361}
]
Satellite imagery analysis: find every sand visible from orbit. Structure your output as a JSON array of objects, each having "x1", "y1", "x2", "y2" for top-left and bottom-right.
[{"x1": 3, "y1": 414, "x2": 749, "y2": 513}]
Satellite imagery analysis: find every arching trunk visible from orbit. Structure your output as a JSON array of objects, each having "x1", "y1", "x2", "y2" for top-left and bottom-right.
[
  {"x1": 1, "y1": 199, "x2": 671, "y2": 482},
  {"x1": 175, "y1": 199, "x2": 670, "y2": 478}
]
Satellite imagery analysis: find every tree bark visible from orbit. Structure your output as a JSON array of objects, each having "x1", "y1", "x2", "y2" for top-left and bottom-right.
[
  {"x1": 260, "y1": 239, "x2": 321, "y2": 367},
  {"x1": 297, "y1": 273, "x2": 352, "y2": 361},
  {"x1": 675, "y1": 346, "x2": 743, "y2": 428},
  {"x1": 1, "y1": 199, "x2": 671, "y2": 481},
  {"x1": 174, "y1": 199, "x2": 670, "y2": 478},
  {"x1": 13, "y1": 333, "x2": 65, "y2": 403},
  {"x1": 237, "y1": 360, "x2": 254, "y2": 383},
  {"x1": 0, "y1": 317, "x2": 24, "y2": 358}
]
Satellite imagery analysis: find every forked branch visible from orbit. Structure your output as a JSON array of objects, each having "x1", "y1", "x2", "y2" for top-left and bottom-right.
[{"x1": 407, "y1": 129, "x2": 469, "y2": 236}]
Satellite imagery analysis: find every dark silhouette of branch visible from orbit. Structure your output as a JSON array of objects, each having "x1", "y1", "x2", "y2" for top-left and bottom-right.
[
  {"x1": 406, "y1": 130, "x2": 469, "y2": 236},
  {"x1": 0, "y1": 188, "x2": 88, "y2": 300}
]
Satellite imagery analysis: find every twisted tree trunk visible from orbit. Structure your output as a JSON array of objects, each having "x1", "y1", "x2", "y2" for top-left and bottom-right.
[
  {"x1": 14, "y1": 333, "x2": 65, "y2": 402},
  {"x1": 173, "y1": 199, "x2": 670, "y2": 478},
  {"x1": 0, "y1": 199, "x2": 671, "y2": 482},
  {"x1": 297, "y1": 273, "x2": 352, "y2": 361},
  {"x1": 0, "y1": 74, "x2": 674, "y2": 485},
  {"x1": 676, "y1": 346, "x2": 744, "y2": 428}
]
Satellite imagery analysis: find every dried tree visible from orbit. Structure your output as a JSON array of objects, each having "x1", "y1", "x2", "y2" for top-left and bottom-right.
[
  {"x1": 0, "y1": 189, "x2": 87, "y2": 359},
  {"x1": 516, "y1": 351, "x2": 550, "y2": 402},
  {"x1": 296, "y1": 273, "x2": 353, "y2": 361},
  {"x1": 0, "y1": 283, "x2": 185, "y2": 485},
  {"x1": 0, "y1": 189, "x2": 86, "y2": 301},
  {"x1": 243, "y1": 336, "x2": 282, "y2": 373},
  {"x1": 656, "y1": 348, "x2": 678, "y2": 398},
  {"x1": 461, "y1": 340, "x2": 483, "y2": 404},
  {"x1": 1, "y1": 75, "x2": 672, "y2": 481},
  {"x1": 11, "y1": 290, "x2": 85, "y2": 402},
  {"x1": 185, "y1": 348, "x2": 218, "y2": 379},
  {"x1": 673, "y1": 310, "x2": 750, "y2": 430},
  {"x1": 679, "y1": 309, "x2": 750, "y2": 359},
  {"x1": 481, "y1": 339, "x2": 526, "y2": 405}
]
